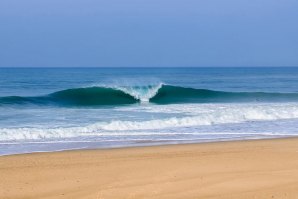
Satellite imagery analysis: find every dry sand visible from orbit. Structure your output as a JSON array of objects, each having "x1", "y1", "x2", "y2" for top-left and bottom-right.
[{"x1": 1, "y1": 138, "x2": 298, "y2": 199}]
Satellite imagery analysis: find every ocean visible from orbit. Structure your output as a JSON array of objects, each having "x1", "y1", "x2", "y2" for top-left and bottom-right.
[{"x1": 1, "y1": 67, "x2": 298, "y2": 155}]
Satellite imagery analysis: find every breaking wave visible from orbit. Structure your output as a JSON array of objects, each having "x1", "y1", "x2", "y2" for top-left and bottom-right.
[
  {"x1": 1, "y1": 84, "x2": 298, "y2": 106},
  {"x1": 1, "y1": 103, "x2": 298, "y2": 141}
]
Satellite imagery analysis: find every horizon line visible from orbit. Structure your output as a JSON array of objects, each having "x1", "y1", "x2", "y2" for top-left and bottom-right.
[{"x1": 1, "y1": 66, "x2": 298, "y2": 68}]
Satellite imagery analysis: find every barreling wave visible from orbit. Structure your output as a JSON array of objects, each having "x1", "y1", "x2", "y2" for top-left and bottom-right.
[{"x1": 1, "y1": 84, "x2": 298, "y2": 106}]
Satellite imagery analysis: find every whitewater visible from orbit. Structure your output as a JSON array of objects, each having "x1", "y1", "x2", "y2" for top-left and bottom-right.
[{"x1": 1, "y1": 67, "x2": 298, "y2": 155}]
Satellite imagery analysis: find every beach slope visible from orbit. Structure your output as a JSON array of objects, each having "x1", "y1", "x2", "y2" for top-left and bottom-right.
[{"x1": 1, "y1": 138, "x2": 298, "y2": 199}]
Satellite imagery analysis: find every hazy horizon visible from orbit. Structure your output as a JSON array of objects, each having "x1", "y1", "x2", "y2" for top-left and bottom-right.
[
  {"x1": 1, "y1": 0, "x2": 297, "y2": 67},
  {"x1": 1, "y1": 66, "x2": 298, "y2": 68}
]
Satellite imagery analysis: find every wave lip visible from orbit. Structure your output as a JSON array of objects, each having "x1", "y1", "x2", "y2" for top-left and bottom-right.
[
  {"x1": 115, "y1": 83, "x2": 163, "y2": 102},
  {"x1": 1, "y1": 84, "x2": 298, "y2": 106}
]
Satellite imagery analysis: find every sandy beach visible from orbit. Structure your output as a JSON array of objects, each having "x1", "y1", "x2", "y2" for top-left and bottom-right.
[{"x1": 1, "y1": 138, "x2": 298, "y2": 199}]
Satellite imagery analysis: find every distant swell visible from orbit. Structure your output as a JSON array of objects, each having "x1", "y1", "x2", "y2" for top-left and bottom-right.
[{"x1": 1, "y1": 84, "x2": 298, "y2": 106}]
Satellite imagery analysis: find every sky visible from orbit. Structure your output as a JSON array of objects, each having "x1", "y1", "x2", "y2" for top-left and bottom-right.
[{"x1": 0, "y1": 0, "x2": 297, "y2": 67}]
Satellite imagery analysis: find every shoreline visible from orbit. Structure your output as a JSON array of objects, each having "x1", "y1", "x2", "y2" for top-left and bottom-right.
[
  {"x1": 1, "y1": 135, "x2": 296, "y2": 157},
  {"x1": 2, "y1": 137, "x2": 298, "y2": 198}
]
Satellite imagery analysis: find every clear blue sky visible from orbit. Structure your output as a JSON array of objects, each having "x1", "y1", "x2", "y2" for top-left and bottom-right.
[{"x1": 0, "y1": 0, "x2": 297, "y2": 67}]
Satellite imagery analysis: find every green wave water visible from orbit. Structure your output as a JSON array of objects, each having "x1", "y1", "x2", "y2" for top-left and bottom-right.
[{"x1": 1, "y1": 85, "x2": 298, "y2": 106}]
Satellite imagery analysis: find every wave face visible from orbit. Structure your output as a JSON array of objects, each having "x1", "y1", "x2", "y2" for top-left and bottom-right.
[
  {"x1": 1, "y1": 84, "x2": 298, "y2": 106},
  {"x1": 0, "y1": 87, "x2": 138, "y2": 106}
]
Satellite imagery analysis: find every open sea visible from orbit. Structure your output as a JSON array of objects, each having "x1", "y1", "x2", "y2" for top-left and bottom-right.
[{"x1": 1, "y1": 67, "x2": 298, "y2": 155}]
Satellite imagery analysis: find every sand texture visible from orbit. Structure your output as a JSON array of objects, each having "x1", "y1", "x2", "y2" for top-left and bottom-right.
[{"x1": 1, "y1": 138, "x2": 298, "y2": 199}]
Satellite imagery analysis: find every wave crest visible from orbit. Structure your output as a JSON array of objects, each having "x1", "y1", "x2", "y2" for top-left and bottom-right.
[{"x1": 1, "y1": 84, "x2": 298, "y2": 106}]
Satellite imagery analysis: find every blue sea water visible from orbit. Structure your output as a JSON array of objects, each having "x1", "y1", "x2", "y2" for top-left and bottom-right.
[{"x1": 1, "y1": 67, "x2": 298, "y2": 155}]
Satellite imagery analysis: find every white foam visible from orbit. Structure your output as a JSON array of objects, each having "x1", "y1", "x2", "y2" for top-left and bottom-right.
[
  {"x1": 115, "y1": 83, "x2": 163, "y2": 102},
  {"x1": 90, "y1": 82, "x2": 163, "y2": 102},
  {"x1": 1, "y1": 103, "x2": 298, "y2": 141}
]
